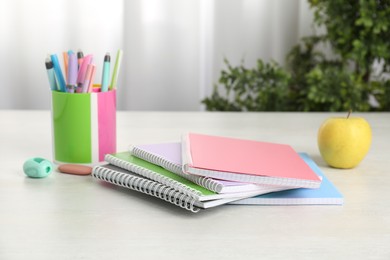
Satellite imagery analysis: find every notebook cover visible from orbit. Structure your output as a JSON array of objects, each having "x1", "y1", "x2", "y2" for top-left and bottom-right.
[
  {"x1": 184, "y1": 133, "x2": 321, "y2": 182},
  {"x1": 136, "y1": 142, "x2": 182, "y2": 165},
  {"x1": 230, "y1": 153, "x2": 343, "y2": 205}
]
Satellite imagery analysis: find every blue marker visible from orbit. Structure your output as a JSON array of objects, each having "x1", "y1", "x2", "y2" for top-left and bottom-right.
[
  {"x1": 45, "y1": 56, "x2": 58, "y2": 91},
  {"x1": 50, "y1": 54, "x2": 66, "y2": 92},
  {"x1": 101, "y1": 53, "x2": 111, "y2": 92}
]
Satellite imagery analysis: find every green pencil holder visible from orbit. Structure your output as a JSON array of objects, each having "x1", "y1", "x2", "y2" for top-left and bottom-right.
[{"x1": 51, "y1": 89, "x2": 116, "y2": 165}]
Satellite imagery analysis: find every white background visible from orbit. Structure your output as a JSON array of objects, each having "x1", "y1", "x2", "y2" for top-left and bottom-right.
[{"x1": 0, "y1": 0, "x2": 314, "y2": 110}]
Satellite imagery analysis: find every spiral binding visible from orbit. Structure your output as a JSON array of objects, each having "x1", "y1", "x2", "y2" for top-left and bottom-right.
[
  {"x1": 106, "y1": 154, "x2": 203, "y2": 199},
  {"x1": 92, "y1": 166, "x2": 200, "y2": 213},
  {"x1": 132, "y1": 146, "x2": 182, "y2": 175},
  {"x1": 131, "y1": 147, "x2": 223, "y2": 193},
  {"x1": 187, "y1": 167, "x2": 320, "y2": 188}
]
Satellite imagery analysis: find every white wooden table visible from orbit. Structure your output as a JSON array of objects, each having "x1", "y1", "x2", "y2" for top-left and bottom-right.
[{"x1": 1, "y1": 111, "x2": 389, "y2": 260}]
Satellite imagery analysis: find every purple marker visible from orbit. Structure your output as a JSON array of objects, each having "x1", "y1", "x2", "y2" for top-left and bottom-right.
[{"x1": 67, "y1": 53, "x2": 78, "y2": 93}]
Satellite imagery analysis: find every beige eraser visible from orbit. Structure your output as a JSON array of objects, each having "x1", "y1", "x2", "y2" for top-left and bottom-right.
[{"x1": 58, "y1": 164, "x2": 92, "y2": 175}]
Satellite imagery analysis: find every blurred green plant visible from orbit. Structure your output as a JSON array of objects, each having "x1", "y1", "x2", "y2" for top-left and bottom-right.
[
  {"x1": 202, "y1": 59, "x2": 290, "y2": 111},
  {"x1": 202, "y1": 0, "x2": 390, "y2": 111}
]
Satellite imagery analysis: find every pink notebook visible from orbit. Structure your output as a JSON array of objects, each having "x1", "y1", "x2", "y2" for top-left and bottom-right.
[{"x1": 182, "y1": 133, "x2": 322, "y2": 189}]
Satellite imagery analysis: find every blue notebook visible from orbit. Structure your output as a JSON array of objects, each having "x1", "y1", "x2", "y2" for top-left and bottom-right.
[{"x1": 230, "y1": 153, "x2": 343, "y2": 205}]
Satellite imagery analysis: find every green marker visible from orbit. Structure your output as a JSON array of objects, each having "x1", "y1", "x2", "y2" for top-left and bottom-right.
[{"x1": 110, "y1": 49, "x2": 123, "y2": 90}]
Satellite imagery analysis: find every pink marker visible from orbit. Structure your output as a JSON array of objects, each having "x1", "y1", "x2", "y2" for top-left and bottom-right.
[
  {"x1": 82, "y1": 64, "x2": 95, "y2": 93},
  {"x1": 87, "y1": 65, "x2": 96, "y2": 93},
  {"x1": 76, "y1": 54, "x2": 93, "y2": 93}
]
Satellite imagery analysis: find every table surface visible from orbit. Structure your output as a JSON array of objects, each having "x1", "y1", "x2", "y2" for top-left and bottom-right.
[{"x1": 1, "y1": 111, "x2": 389, "y2": 260}]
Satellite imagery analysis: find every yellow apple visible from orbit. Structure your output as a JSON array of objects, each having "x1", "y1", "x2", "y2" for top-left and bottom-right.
[{"x1": 317, "y1": 112, "x2": 372, "y2": 169}]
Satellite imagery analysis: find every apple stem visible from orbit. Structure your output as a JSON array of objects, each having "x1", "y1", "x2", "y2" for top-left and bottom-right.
[{"x1": 347, "y1": 109, "x2": 352, "y2": 119}]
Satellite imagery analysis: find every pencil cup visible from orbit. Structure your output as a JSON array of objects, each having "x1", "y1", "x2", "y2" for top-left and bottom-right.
[{"x1": 51, "y1": 88, "x2": 116, "y2": 165}]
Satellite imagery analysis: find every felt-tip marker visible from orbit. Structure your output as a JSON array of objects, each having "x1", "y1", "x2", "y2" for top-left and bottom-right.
[
  {"x1": 76, "y1": 54, "x2": 93, "y2": 93},
  {"x1": 67, "y1": 53, "x2": 78, "y2": 93},
  {"x1": 50, "y1": 54, "x2": 66, "y2": 92},
  {"x1": 81, "y1": 63, "x2": 95, "y2": 93},
  {"x1": 110, "y1": 49, "x2": 123, "y2": 90},
  {"x1": 77, "y1": 49, "x2": 84, "y2": 69},
  {"x1": 45, "y1": 56, "x2": 58, "y2": 91},
  {"x1": 87, "y1": 65, "x2": 96, "y2": 93},
  {"x1": 63, "y1": 52, "x2": 69, "y2": 80},
  {"x1": 101, "y1": 53, "x2": 110, "y2": 92}
]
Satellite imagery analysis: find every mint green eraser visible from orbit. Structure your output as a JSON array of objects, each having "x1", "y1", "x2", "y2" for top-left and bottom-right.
[{"x1": 23, "y1": 157, "x2": 53, "y2": 178}]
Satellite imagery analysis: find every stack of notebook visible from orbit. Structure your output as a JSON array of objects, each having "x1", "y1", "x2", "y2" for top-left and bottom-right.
[{"x1": 92, "y1": 133, "x2": 343, "y2": 213}]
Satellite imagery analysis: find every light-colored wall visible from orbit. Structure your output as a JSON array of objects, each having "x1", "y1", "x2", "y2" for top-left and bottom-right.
[{"x1": 0, "y1": 0, "x2": 314, "y2": 111}]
